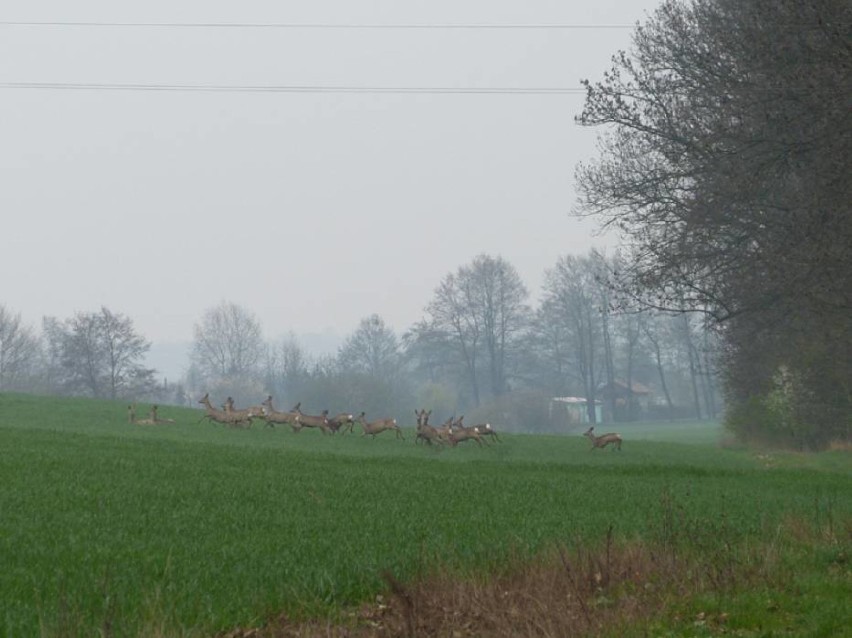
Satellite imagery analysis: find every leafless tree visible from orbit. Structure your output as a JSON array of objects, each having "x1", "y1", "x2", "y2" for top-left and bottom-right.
[
  {"x1": 0, "y1": 304, "x2": 39, "y2": 391},
  {"x1": 540, "y1": 254, "x2": 606, "y2": 423},
  {"x1": 191, "y1": 301, "x2": 264, "y2": 381},
  {"x1": 43, "y1": 307, "x2": 154, "y2": 399},
  {"x1": 338, "y1": 314, "x2": 400, "y2": 382},
  {"x1": 424, "y1": 255, "x2": 529, "y2": 406}
]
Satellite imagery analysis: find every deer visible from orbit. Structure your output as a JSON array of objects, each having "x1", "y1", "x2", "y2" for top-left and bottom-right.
[
  {"x1": 583, "y1": 426, "x2": 623, "y2": 451},
  {"x1": 436, "y1": 416, "x2": 457, "y2": 446},
  {"x1": 290, "y1": 402, "x2": 331, "y2": 434},
  {"x1": 259, "y1": 395, "x2": 301, "y2": 431},
  {"x1": 448, "y1": 415, "x2": 484, "y2": 446},
  {"x1": 327, "y1": 412, "x2": 356, "y2": 434},
  {"x1": 128, "y1": 404, "x2": 175, "y2": 425},
  {"x1": 473, "y1": 422, "x2": 501, "y2": 443},
  {"x1": 356, "y1": 412, "x2": 404, "y2": 440},
  {"x1": 198, "y1": 393, "x2": 252, "y2": 428},
  {"x1": 414, "y1": 409, "x2": 446, "y2": 446},
  {"x1": 128, "y1": 404, "x2": 156, "y2": 425},
  {"x1": 222, "y1": 396, "x2": 265, "y2": 428},
  {"x1": 149, "y1": 405, "x2": 175, "y2": 424}
]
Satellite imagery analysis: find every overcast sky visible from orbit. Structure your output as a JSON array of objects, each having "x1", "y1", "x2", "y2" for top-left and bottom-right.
[{"x1": 1, "y1": 1, "x2": 658, "y2": 363}]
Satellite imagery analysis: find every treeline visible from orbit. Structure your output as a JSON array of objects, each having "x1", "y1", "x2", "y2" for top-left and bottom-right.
[{"x1": 0, "y1": 251, "x2": 720, "y2": 433}]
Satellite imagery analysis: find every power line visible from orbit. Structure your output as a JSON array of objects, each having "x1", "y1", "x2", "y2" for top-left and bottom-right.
[
  {"x1": 0, "y1": 20, "x2": 636, "y2": 30},
  {"x1": 0, "y1": 81, "x2": 588, "y2": 94}
]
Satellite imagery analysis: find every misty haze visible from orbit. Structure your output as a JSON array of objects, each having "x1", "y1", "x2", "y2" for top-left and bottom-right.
[{"x1": 1, "y1": 0, "x2": 849, "y2": 636}]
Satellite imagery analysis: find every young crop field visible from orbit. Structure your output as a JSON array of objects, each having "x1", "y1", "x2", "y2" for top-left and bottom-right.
[{"x1": 0, "y1": 393, "x2": 849, "y2": 637}]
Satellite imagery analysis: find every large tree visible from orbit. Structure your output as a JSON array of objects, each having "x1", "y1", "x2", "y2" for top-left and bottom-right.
[
  {"x1": 576, "y1": 0, "x2": 851, "y2": 446},
  {"x1": 191, "y1": 301, "x2": 264, "y2": 381},
  {"x1": 0, "y1": 304, "x2": 40, "y2": 391},
  {"x1": 423, "y1": 255, "x2": 529, "y2": 406},
  {"x1": 44, "y1": 307, "x2": 155, "y2": 399}
]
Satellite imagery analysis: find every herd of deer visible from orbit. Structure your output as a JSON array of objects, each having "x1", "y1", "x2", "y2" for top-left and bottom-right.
[{"x1": 130, "y1": 394, "x2": 623, "y2": 450}]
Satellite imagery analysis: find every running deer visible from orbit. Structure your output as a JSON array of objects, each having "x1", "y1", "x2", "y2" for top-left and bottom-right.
[
  {"x1": 449, "y1": 416, "x2": 484, "y2": 446},
  {"x1": 291, "y1": 402, "x2": 331, "y2": 434},
  {"x1": 474, "y1": 422, "x2": 501, "y2": 443},
  {"x1": 260, "y1": 395, "x2": 301, "y2": 431},
  {"x1": 356, "y1": 412, "x2": 404, "y2": 440},
  {"x1": 223, "y1": 396, "x2": 265, "y2": 427},
  {"x1": 583, "y1": 426, "x2": 623, "y2": 451},
  {"x1": 198, "y1": 393, "x2": 252, "y2": 428},
  {"x1": 414, "y1": 409, "x2": 446, "y2": 446},
  {"x1": 436, "y1": 416, "x2": 457, "y2": 446},
  {"x1": 327, "y1": 412, "x2": 356, "y2": 434}
]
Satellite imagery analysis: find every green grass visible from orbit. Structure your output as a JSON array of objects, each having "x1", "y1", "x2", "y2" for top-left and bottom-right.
[{"x1": 0, "y1": 393, "x2": 849, "y2": 636}]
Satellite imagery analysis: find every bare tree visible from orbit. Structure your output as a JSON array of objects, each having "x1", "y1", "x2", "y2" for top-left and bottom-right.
[
  {"x1": 338, "y1": 314, "x2": 400, "y2": 381},
  {"x1": 424, "y1": 255, "x2": 529, "y2": 407},
  {"x1": 0, "y1": 304, "x2": 39, "y2": 391},
  {"x1": 44, "y1": 307, "x2": 154, "y2": 399},
  {"x1": 191, "y1": 301, "x2": 264, "y2": 381},
  {"x1": 541, "y1": 254, "x2": 605, "y2": 423}
]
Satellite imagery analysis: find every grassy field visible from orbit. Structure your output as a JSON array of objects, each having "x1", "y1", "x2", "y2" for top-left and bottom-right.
[{"x1": 0, "y1": 393, "x2": 849, "y2": 637}]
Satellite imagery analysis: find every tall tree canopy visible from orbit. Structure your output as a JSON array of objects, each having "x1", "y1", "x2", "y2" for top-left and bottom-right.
[{"x1": 576, "y1": 0, "x2": 851, "y2": 447}]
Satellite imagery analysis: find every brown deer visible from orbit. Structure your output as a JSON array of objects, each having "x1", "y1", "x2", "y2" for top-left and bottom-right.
[
  {"x1": 449, "y1": 416, "x2": 484, "y2": 446},
  {"x1": 436, "y1": 416, "x2": 457, "y2": 446},
  {"x1": 414, "y1": 409, "x2": 446, "y2": 446},
  {"x1": 223, "y1": 397, "x2": 265, "y2": 427},
  {"x1": 198, "y1": 393, "x2": 252, "y2": 428},
  {"x1": 291, "y1": 402, "x2": 331, "y2": 434},
  {"x1": 327, "y1": 412, "x2": 356, "y2": 434},
  {"x1": 356, "y1": 412, "x2": 404, "y2": 440},
  {"x1": 260, "y1": 395, "x2": 301, "y2": 431},
  {"x1": 473, "y1": 422, "x2": 501, "y2": 443},
  {"x1": 583, "y1": 426, "x2": 623, "y2": 451},
  {"x1": 149, "y1": 405, "x2": 175, "y2": 424},
  {"x1": 128, "y1": 404, "x2": 156, "y2": 425}
]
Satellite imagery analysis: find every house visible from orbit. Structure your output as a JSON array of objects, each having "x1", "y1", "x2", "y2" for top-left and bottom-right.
[
  {"x1": 550, "y1": 396, "x2": 603, "y2": 425},
  {"x1": 597, "y1": 379, "x2": 652, "y2": 421}
]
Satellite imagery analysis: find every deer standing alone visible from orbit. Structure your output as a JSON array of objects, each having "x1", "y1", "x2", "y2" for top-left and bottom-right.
[{"x1": 583, "y1": 426, "x2": 623, "y2": 451}]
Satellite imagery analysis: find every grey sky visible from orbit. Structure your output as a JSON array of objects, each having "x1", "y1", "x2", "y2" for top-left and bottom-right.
[{"x1": 1, "y1": 1, "x2": 655, "y2": 357}]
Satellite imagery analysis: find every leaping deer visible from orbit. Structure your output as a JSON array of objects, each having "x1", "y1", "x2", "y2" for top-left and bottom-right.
[
  {"x1": 583, "y1": 426, "x2": 622, "y2": 451},
  {"x1": 414, "y1": 409, "x2": 444, "y2": 446},
  {"x1": 327, "y1": 412, "x2": 356, "y2": 434},
  {"x1": 290, "y1": 403, "x2": 332, "y2": 434},
  {"x1": 356, "y1": 412, "x2": 404, "y2": 440},
  {"x1": 260, "y1": 395, "x2": 301, "y2": 430},
  {"x1": 198, "y1": 393, "x2": 253, "y2": 428},
  {"x1": 449, "y1": 416, "x2": 484, "y2": 446}
]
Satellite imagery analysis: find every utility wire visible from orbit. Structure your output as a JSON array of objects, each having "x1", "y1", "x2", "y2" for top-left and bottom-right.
[
  {"x1": 0, "y1": 81, "x2": 588, "y2": 94},
  {"x1": 0, "y1": 21, "x2": 636, "y2": 30}
]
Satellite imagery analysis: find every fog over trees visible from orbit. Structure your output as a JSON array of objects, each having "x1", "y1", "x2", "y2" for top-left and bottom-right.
[
  {"x1": 0, "y1": 247, "x2": 722, "y2": 433},
  {"x1": 2, "y1": 0, "x2": 847, "y2": 448}
]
